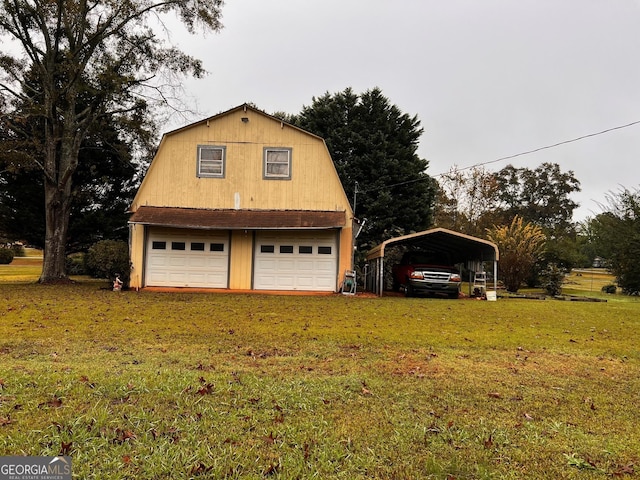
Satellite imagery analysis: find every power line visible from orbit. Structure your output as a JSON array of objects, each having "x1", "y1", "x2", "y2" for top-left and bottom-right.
[
  {"x1": 435, "y1": 119, "x2": 640, "y2": 176},
  {"x1": 359, "y1": 118, "x2": 640, "y2": 194}
]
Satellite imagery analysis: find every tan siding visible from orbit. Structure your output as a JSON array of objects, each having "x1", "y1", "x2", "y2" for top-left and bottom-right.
[
  {"x1": 129, "y1": 223, "x2": 145, "y2": 289},
  {"x1": 228, "y1": 230, "x2": 253, "y2": 289},
  {"x1": 338, "y1": 224, "x2": 354, "y2": 283},
  {"x1": 132, "y1": 109, "x2": 352, "y2": 213},
  {"x1": 130, "y1": 105, "x2": 355, "y2": 291}
]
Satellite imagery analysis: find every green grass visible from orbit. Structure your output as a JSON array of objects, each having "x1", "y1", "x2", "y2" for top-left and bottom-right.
[
  {"x1": 1, "y1": 267, "x2": 639, "y2": 479},
  {"x1": 0, "y1": 250, "x2": 42, "y2": 282}
]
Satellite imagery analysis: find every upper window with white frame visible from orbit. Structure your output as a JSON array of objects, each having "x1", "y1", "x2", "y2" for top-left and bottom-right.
[
  {"x1": 197, "y1": 145, "x2": 226, "y2": 178},
  {"x1": 264, "y1": 148, "x2": 292, "y2": 180}
]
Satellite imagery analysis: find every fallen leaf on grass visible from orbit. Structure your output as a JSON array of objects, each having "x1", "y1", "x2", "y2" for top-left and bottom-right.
[
  {"x1": 0, "y1": 416, "x2": 12, "y2": 426},
  {"x1": 484, "y1": 434, "x2": 493, "y2": 449},
  {"x1": 488, "y1": 392, "x2": 502, "y2": 399},
  {"x1": 613, "y1": 463, "x2": 635, "y2": 477},
  {"x1": 303, "y1": 442, "x2": 311, "y2": 461},
  {"x1": 39, "y1": 396, "x2": 63, "y2": 408},
  {"x1": 190, "y1": 462, "x2": 213, "y2": 475},
  {"x1": 360, "y1": 380, "x2": 372, "y2": 396},
  {"x1": 79, "y1": 376, "x2": 96, "y2": 388},
  {"x1": 165, "y1": 427, "x2": 180, "y2": 443},
  {"x1": 113, "y1": 428, "x2": 136, "y2": 444},
  {"x1": 584, "y1": 397, "x2": 596, "y2": 410},
  {"x1": 263, "y1": 462, "x2": 279, "y2": 476},
  {"x1": 197, "y1": 383, "x2": 215, "y2": 395},
  {"x1": 195, "y1": 363, "x2": 214, "y2": 371},
  {"x1": 60, "y1": 441, "x2": 72, "y2": 455}
]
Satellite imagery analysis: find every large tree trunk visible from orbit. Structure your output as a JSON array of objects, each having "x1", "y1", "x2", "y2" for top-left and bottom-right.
[
  {"x1": 38, "y1": 106, "x2": 81, "y2": 283},
  {"x1": 39, "y1": 175, "x2": 74, "y2": 283}
]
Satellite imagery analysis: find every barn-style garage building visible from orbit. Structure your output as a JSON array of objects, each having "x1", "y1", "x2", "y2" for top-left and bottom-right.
[{"x1": 128, "y1": 104, "x2": 354, "y2": 292}]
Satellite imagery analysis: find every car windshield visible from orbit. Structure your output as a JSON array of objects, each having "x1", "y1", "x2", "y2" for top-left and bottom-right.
[{"x1": 402, "y1": 252, "x2": 451, "y2": 265}]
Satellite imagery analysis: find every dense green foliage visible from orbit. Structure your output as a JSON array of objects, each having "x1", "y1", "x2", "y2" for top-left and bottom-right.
[
  {"x1": 435, "y1": 163, "x2": 580, "y2": 237},
  {"x1": 0, "y1": 102, "x2": 141, "y2": 250},
  {"x1": 539, "y1": 263, "x2": 567, "y2": 296},
  {"x1": 493, "y1": 162, "x2": 581, "y2": 234},
  {"x1": 0, "y1": 246, "x2": 14, "y2": 264},
  {"x1": 290, "y1": 88, "x2": 436, "y2": 252},
  {"x1": 587, "y1": 188, "x2": 640, "y2": 294},
  {"x1": 85, "y1": 240, "x2": 130, "y2": 287},
  {"x1": 435, "y1": 163, "x2": 585, "y2": 286}
]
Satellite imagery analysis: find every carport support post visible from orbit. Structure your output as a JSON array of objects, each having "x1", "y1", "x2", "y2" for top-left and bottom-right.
[
  {"x1": 493, "y1": 260, "x2": 498, "y2": 293},
  {"x1": 378, "y1": 257, "x2": 384, "y2": 296}
]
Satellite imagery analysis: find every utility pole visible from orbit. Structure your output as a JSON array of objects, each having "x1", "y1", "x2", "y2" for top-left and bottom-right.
[
  {"x1": 351, "y1": 181, "x2": 359, "y2": 271},
  {"x1": 353, "y1": 181, "x2": 358, "y2": 215}
]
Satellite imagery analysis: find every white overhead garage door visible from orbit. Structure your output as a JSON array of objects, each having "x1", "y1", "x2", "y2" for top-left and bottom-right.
[
  {"x1": 254, "y1": 231, "x2": 338, "y2": 291},
  {"x1": 145, "y1": 229, "x2": 229, "y2": 288}
]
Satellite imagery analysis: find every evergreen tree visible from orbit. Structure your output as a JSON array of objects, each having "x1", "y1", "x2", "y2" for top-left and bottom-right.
[{"x1": 292, "y1": 88, "x2": 435, "y2": 253}]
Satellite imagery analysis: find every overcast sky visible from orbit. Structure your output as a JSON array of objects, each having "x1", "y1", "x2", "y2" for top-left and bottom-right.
[{"x1": 168, "y1": 0, "x2": 640, "y2": 222}]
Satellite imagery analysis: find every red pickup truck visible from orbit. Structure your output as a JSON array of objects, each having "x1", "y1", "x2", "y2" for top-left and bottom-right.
[{"x1": 392, "y1": 252, "x2": 461, "y2": 298}]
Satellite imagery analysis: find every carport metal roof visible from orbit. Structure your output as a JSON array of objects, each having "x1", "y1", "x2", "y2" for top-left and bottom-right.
[
  {"x1": 366, "y1": 227, "x2": 499, "y2": 263},
  {"x1": 365, "y1": 228, "x2": 499, "y2": 296}
]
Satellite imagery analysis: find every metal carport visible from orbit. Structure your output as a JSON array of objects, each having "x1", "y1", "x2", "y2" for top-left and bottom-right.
[{"x1": 365, "y1": 228, "x2": 499, "y2": 296}]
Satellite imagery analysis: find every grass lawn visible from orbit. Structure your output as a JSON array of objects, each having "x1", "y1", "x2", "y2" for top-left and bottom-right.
[{"x1": 0, "y1": 263, "x2": 638, "y2": 479}]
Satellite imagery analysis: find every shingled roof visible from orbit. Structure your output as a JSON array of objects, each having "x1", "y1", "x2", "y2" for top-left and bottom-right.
[{"x1": 129, "y1": 206, "x2": 347, "y2": 230}]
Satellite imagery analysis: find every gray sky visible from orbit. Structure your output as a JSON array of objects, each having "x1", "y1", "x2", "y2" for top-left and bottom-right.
[{"x1": 169, "y1": 0, "x2": 640, "y2": 222}]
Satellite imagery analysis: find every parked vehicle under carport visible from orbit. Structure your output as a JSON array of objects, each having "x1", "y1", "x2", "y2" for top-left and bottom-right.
[
  {"x1": 392, "y1": 251, "x2": 461, "y2": 298},
  {"x1": 405, "y1": 265, "x2": 461, "y2": 298},
  {"x1": 366, "y1": 228, "x2": 499, "y2": 298}
]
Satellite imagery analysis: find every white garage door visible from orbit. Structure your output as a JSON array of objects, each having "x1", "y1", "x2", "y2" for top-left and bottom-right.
[
  {"x1": 146, "y1": 230, "x2": 229, "y2": 288},
  {"x1": 254, "y1": 231, "x2": 338, "y2": 291}
]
